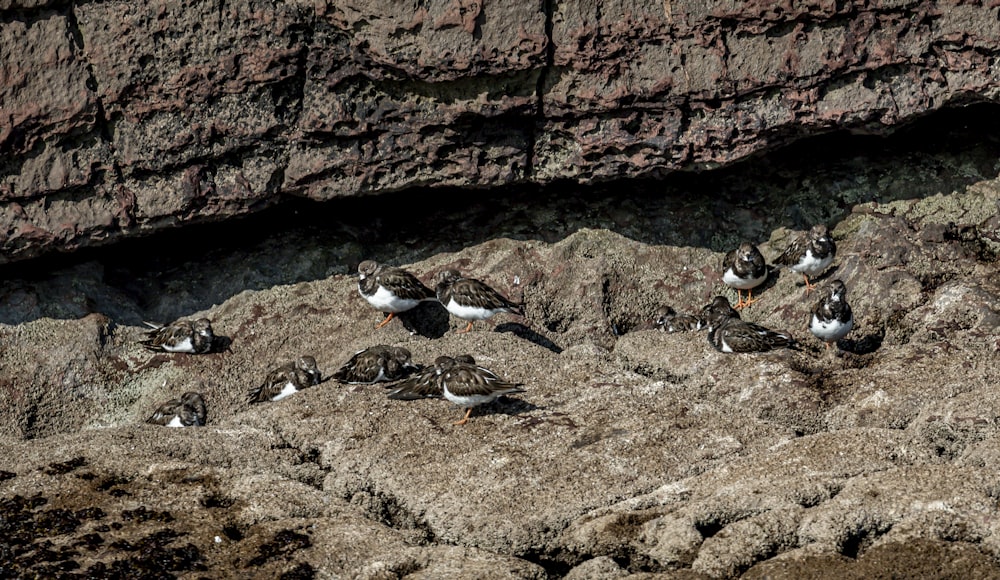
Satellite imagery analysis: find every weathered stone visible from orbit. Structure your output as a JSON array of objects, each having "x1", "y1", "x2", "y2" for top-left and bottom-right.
[
  {"x1": 3, "y1": 1, "x2": 1000, "y2": 262},
  {"x1": 3, "y1": 104, "x2": 1000, "y2": 576}
]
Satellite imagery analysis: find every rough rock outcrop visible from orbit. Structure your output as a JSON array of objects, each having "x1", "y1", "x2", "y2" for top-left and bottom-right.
[
  {"x1": 1, "y1": 130, "x2": 999, "y2": 575},
  {"x1": 3, "y1": 0, "x2": 1000, "y2": 262}
]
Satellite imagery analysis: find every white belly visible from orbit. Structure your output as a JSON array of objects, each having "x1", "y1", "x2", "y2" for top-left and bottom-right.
[
  {"x1": 443, "y1": 389, "x2": 497, "y2": 408},
  {"x1": 719, "y1": 336, "x2": 734, "y2": 353},
  {"x1": 446, "y1": 299, "x2": 500, "y2": 321},
  {"x1": 790, "y1": 250, "x2": 833, "y2": 276},
  {"x1": 163, "y1": 337, "x2": 194, "y2": 353},
  {"x1": 271, "y1": 382, "x2": 300, "y2": 401},
  {"x1": 810, "y1": 314, "x2": 853, "y2": 342},
  {"x1": 363, "y1": 285, "x2": 421, "y2": 313},
  {"x1": 165, "y1": 416, "x2": 185, "y2": 428},
  {"x1": 723, "y1": 269, "x2": 765, "y2": 290}
]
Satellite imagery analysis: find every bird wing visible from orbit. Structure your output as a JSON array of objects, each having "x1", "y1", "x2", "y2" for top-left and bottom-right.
[
  {"x1": 249, "y1": 365, "x2": 294, "y2": 402},
  {"x1": 443, "y1": 364, "x2": 525, "y2": 397},
  {"x1": 333, "y1": 351, "x2": 382, "y2": 384},
  {"x1": 140, "y1": 322, "x2": 191, "y2": 351},
  {"x1": 450, "y1": 279, "x2": 522, "y2": 313},
  {"x1": 774, "y1": 233, "x2": 806, "y2": 266},
  {"x1": 386, "y1": 369, "x2": 444, "y2": 400},
  {"x1": 378, "y1": 269, "x2": 435, "y2": 301}
]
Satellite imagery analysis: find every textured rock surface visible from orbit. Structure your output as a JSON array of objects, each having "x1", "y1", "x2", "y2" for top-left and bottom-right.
[
  {"x1": 2, "y1": 122, "x2": 1000, "y2": 575},
  {"x1": 3, "y1": 0, "x2": 1000, "y2": 262}
]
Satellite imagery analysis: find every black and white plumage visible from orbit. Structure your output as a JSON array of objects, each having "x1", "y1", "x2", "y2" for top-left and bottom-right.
[
  {"x1": 435, "y1": 269, "x2": 524, "y2": 333},
  {"x1": 388, "y1": 355, "x2": 523, "y2": 425},
  {"x1": 147, "y1": 392, "x2": 206, "y2": 428},
  {"x1": 332, "y1": 345, "x2": 419, "y2": 384},
  {"x1": 248, "y1": 355, "x2": 322, "y2": 403},
  {"x1": 357, "y1": 260, "x2": 436, "y2": 329},
  {"x1": 386, "y1": 354, "x2": 477, "y2": 400},
  {"x1": 810, "y1": 280, "x2": 854, "y2": 349},
  {"x1": 702, "y1": 296, "x2": 795, "y2": 353},
  {"x1": 775, "y1": 224, "x2": 836, "y2": 294},
  {"x1": 654, "y1": 306, "x2": 705, "y2": 332},
  {"x1": 140, "y1": 318, "x2": 214, "y2": 354},
  {"x1": 721, "y1": 242, "x2": 768, "y2": 309}
]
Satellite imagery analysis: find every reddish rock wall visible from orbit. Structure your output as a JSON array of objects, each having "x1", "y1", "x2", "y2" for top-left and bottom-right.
[{"x1": 2, "y1": 0, "x2": 999, "y2": 263}]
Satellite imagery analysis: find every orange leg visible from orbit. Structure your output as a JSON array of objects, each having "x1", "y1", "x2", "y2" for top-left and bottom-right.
[
  {"x1": 375, "y1": 312, "x2": 395, "y2": 329},
  {"x1": 803, "y1": 274, "x2": 818, "y2": 295},
  {"x1": 735, "y1": 288, "x2": 759, "y2": 310},
  {"x1": 456, "y1": 321, "x2": 474, "y2": 334},
  {"x1": 454, "y1": 407, "x2": 473, "y2": 425}
]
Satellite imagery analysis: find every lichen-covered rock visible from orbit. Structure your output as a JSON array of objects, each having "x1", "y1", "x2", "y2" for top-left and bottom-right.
[{"x1": 2, "y1": 153, "x2": 999, "y2": 575}]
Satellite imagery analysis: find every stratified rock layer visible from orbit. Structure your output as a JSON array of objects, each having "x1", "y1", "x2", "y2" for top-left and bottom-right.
[{"x1": 3, "y1": 0, "x2": 1000, "y2": 262}]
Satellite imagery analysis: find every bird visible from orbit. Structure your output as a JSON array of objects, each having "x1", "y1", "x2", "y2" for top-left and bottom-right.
[
  {"x1": 810, "y1": 280, "x2": 854, "y2": 349},
  {"x1": 435, "y1": 356, "x2": 525, "y2": 425},
  {"x1": 702, "y1": 296, "x2": 795, "y2": 353},
  {"x1": 387, "y1": 355, "x2": 523, "y2": 425},
  {"x1": 147, "y1": 392, "x2": 207, "y2": 427},
  {"x1": 248, "y1": 355, "x2": 322, "y2": 403},
  {"x1": 435, "y1": 269, "x2": 524, "y2": 333},
  {"x1": 721, "y1": 242, "x2": 768, "y2": 309},
  {"x1": 357, "y1": 260, "x2": 436, "y2": 329},
  {"x1": 140, "y1": 318, "x2": 214, "y2": 354},
  {"x1": 654, "y1": 306, "x2": 705, "y2": 332},
  {"x1": 775, "y1": 224, "x2": 836, "y2": 294},
  {"x1": 332, "y1": 345, "x2": 420, "y2": 384},
  {"x1": 385, "y1": 354, "x2": 478, "y2": 401}
]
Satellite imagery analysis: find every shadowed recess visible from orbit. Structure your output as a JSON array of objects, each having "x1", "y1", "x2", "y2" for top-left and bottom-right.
[{"x1": 0, "y1": 103, "x2": 999, "y2": 325}]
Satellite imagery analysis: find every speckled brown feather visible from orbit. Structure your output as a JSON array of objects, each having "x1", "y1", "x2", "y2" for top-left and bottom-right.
[
  {"x1": 333, "y1": 346, "x2": 418, "y2": 384},
  {"x1": 436, "y1": 271, "x2": 523, "y2": 314},
  {"x1": 655, "y1": 306, "x2": 705, "y2": 332},
  {"x1": 722, "y1": 243, "x2": 767, "y2": 281},
  {"x1": 248, "y1": 356, "x2": 321, "y2": 403},
  {"x1": 140, "y1": 318, "x2": 214, "y2": 354},
  {"x1": 147, "y1": 392, "x2": 207, "y2": 426},
  {"x1": 775, "y1": 224, "x2": 836, "y2": 268},
  {"x1": 358, "y1": 262, "x2": 435, "y2": 302}
]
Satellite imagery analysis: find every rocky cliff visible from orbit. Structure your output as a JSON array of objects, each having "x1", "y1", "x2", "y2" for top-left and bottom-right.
[
  {"x1": 2, "y1": 110, "x2": 1000, "y2": 576},
  {"x1": 3, "y1": 0, "x2": 1000, "y2": 263}
]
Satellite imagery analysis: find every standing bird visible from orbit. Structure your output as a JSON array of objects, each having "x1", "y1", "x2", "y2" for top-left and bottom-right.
[
  {"x1": 702, "y1": 296, "x2": 795, "y2": 353},
  {"x1": 248, "y1": 355, "x2": 322, "y2": 403},
  {"x1": 332, "y1": 345, "x2": 420, "y2": 384},
  {"x1": 654, "y1": 306, "x2": 705, "y2": 332},
  {"x1": 810, "y1": 280, "x2": 854, "y2": 349},
  {"x1": 140, "y1": 318, "x2": 215, "y2": 354},
  {"x1": 147, "y1": 392, "x2": 207, "y2": 427},
  {"x1": 721, "y1": 242, "x2": 768, "y2": 309},
  {"x1": 437, "y1": 356, "x2": 525, "y2": 425},
  {"x1": 435, "y1": 269, "x2": 524, "y2": 333},
  {"x1": 357, "y1": 260, "x2": 436, "y2": 329},
  {"x1": 775, "y1": 224, "x2": 837, "y2": 295},
  {"x1": 386, "y1": 354, "x2": 477, "y2": 400}
]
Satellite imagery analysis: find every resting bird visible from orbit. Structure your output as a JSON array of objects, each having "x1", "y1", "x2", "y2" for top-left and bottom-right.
[
  {"x1": 357, "y1": 260, "x2": 436, "y2": 329},
  {"x1": 388, "y1": 355, "x2": 522, "y2": 425},
  {"x1": 140, "y1": 318, "x2": 214, "y2": 354},
  {"x1": 654, "y1": 306, "x2": 705, "y2": 332},
  {"x1": 775, "y1": 224, "x2": 836, "y2": 295},
  {"x1": 332, "y1": 345, "x2": 419, "y2": 384},
  {"x1": 147, "y1": 392, "x2": 207, "y2": 427},
  {"x1": 435, "y1": 269, "x2": 524, "y2": 333},
  {"x1": 721, "y1": 242, "x2": 767, "y2": 309},
  {"x1": 702, "y1": 296, "x2": 795, "y2": 353},
  {"x1": 248, "y1": 355, "x2": 322, "y2": 403},
  {"x1": 810, "y1": 280, "x2": 854, "y2": 349}
]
